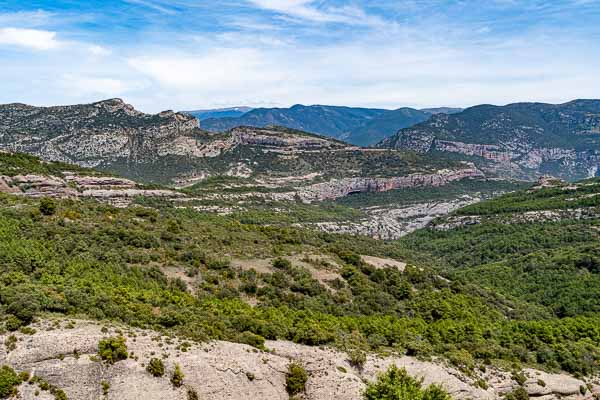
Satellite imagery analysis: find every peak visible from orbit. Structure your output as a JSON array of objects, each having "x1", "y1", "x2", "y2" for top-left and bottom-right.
[{"x1": 96, "y1": 98, "x2": 126, "y2": 106}]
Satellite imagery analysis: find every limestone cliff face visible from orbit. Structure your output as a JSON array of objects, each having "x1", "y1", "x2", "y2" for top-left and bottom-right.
[
  {"x1": 231, "y1": 126, "x2": 347, "y2": 150},
  {"x1": 0, "y1": 99, "x2": 202, "y2": 168},
  {"x1": 294, "y1": 164, "x2": 484, "y2": 201},
  {"x1": 0, "y1": 99, "x2": 490, "y2": 191},
  {"x1": 0, "y1": 173, "x2": 183, "y2": 207},
  {"x1": 380, "y1": 100, "x2": 600, "y2": 180}
]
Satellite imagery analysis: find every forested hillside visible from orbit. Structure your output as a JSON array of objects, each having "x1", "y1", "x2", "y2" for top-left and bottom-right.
[{"x1": 0, "y1": 155, "x2": 598, "y2": 381}]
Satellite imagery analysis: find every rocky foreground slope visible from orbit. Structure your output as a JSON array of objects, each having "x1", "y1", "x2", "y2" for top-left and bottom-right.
[
  {"x1": 1, "y1": 319, "x2": 597, "y2": 400},
  {"x1": 380, "y1": 100, "x2": 600, "y2": 181}
]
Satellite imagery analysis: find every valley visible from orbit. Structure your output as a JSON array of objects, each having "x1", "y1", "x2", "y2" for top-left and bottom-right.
[{"x1": 0, "y1": 98, "x2": 599, "y2": 400}]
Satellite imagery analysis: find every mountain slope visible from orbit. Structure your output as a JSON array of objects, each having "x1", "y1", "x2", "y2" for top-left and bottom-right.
[
  {"x1": 380, "y1": 100, "x2": 600, "y2": 180},
  {"x1": 201, "y1": 104, "x2": 387, "y2": 141},
  {"x1": 345, "y1": 107, "x2": 431, "y2": 146},
  {"x1": 0, "y1": 153, "x2": 598, "y2": 390},
  {"x1": 184, "y1": 106, "x2": 253, "y2": 121},
  {"x1": 0, "y1": 99, "x2": 482, "y2": 199},
  {"x1": 401, "y1": 177, "x2": 600, "y2": 319}
]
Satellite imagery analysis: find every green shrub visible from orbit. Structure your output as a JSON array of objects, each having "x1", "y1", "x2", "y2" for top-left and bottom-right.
[
  {"x1": 512, "y1": 371, "x2": 527, "y2": 386},
  {"x1": 475, "y1": 379, "x2": 488, "y2": 390},
  {"x1": 446, "y1": 349, "x2": 475, "y2": 372},
  {"x1": 536, "y1": 379, "x2": 546, "y2": 387},
  {"x1": 505, "y1": 387, "x2": 529, "y2": 400},
  {"x1": 18, "y1": 371, "x2": 30, "y2": 382},
  {"x1": 39, "y1": 198, "x2": 56, "y2": 216},
  {"x1": 363, "y1": 365, "x2": 451, "y2": 400},
  {"x1": 187, "y1": 388, "x2": 199, "y2": 400},
  {"x1": 51, "y1": 387, "x2": 68, "y2": 400},
  {"x1": 237, "y1": 331, "x2": 266, "y2": 350},
  {"x1": 101, "y1": 380, "x2": 110, "y2": 395},
  {"x1": 171, "y1": 364, "x2": 184, "y2": 387},
  {"x1": 286, "y1": 362, "x2": 308, "y2": 396},
  {"x1": 4, "y1": 336, "x2": 17, "y2": 352},
  {"x1": 98, "y1": 337, "x2": 128, "y2": 364},
  {"x1": 4, "y1": 315, "x2": 22, "y2": 332},
  {"x1": 348, "y1": 349, "x2": 367, "y2": 369},
  {"x1": 146, "y1": 358, "x2": 165, "y2": 377},
  {"x1": 272, "y1": 258, "x2": 291, "y2": 270},
  {"x1": 6, "y1": 296, "x2": 40, "y2": 325},
  {"x1": 0, "y1": 365, "x2": 20, "y2": 399}
]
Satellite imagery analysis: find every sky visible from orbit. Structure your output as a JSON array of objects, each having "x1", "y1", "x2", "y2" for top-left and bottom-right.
[{"x1": 1, "y1": 0, "x2": 599, "y2": 113}]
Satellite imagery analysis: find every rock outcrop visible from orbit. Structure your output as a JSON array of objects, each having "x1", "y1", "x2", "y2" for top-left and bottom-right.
[
  {"x1": 308, "y1": 196, "x2": 481, "y2": 239},
  {"x1": 0, "y1": 99, "x2": 202, "y2": 168},
  {"x1": 0, "y1": 319, "x2": 596, "y2": 400},
  {"x1": 292, "y1": 165, "x2": 484, "y2": 201},
  {"x1": 0, "y1": 172, "x2": 183, "y2": 207}
]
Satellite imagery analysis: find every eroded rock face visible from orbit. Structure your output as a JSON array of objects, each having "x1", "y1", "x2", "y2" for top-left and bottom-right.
[
  {"x1": 0, "y1": 320, "x2": 596, "y2": 400},
  {"x1": 380, "y1": 100, "x2": 600, "y2": 180},
  {"x1": 308, "y1": 196, "x2": 482, "y2": 239},
  {"x1": 0, "y1": 99, "x2": 202, "y2": 169},
  {"x1": 292, "y1": 165, "x2": 484, "y2": 202},
  {"x1": 0, "y1": 173, "x2": 183, "y2": 207}
]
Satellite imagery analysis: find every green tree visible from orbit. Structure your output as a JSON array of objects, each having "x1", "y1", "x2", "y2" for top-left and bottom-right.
[
  {"x1": 39, "y1": 197, "x2": 56, "y2": 216},
  {"x1": 363, "y1": 365, "x2": 451, "y2": 400}
]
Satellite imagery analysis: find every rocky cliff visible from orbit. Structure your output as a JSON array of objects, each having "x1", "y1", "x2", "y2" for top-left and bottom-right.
[
  {"x1": 1, "y1": 99, "x2": 480, "y2": 192},
  {"x1": 0, "y1": 172, "x2": 183, "y2": 207},
  {"x1": 380, "y1": 100, "x2": 600, "y2": 180},
  {"x1": 0, "y1": 99, "x2": 202, "y2": 168}
]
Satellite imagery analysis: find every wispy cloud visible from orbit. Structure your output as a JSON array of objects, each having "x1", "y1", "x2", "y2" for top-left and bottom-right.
[
  {"x1": 0, "y1": 10, "x2": 55, "y2": 27},
  {"x1": 247, "y1": 0, "x2": 388, "y2": 27},
  {"x1": 123, "y1": 0, "x2": 178, "y2": 15},
  {"x1": 0, "y1": 27, "x2": 63, "y2": 50}
]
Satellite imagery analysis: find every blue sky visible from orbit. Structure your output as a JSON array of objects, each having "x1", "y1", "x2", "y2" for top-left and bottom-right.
[{"x1": 1, "y1": 0, "x2": 599, "y2": 112}]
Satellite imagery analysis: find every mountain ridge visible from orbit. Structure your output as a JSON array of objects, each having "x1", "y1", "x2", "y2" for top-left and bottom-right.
[
  {"x1": 379, "y1": 99, "x2": 600, "y2": 180},
  {"x1": 200, "y1": 104, "x2": 464, "y2": 146}
]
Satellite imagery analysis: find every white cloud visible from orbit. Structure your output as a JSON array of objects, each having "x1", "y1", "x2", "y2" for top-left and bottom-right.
[
  {"x1": 127, "y1": 48, "x2": 291, "y2": 92},
  {"x1": 0, "y1": 10, "x2": 55, "y2": 27},
  {"x1": 0, "y1": 27, "x2": 62, "y2": 50},
  {"x1": 121, "y1": 32, "x2": 600, "y2": 112},
  {"x1": 124, "y1": 0, "x2": 177, "y2": 15},
  {"x1": 247, "y1": 0, "x2": 387, "y2": 27},
  {"x1": 58, "y1": 74, "x2": 146, "y2": 98},
  {"x1": 88, "y1": 45, "x2": 112, "y2": 57}
]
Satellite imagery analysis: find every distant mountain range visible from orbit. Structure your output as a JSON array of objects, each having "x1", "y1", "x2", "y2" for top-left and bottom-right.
[
  {"x1": 199, "y1": 105, "x2": 462, "y2": 146},
  {"x1": 0, "y1": 99, "x2": 471, "y2": 188},
  {"x1": 2, "y1": 98, "x2": 599, "y2": 182},
  {"x1": 185, "y1": 107, "x2": 254, "y2": 121},
  {"x1": 379, "y1": 100, "x2": 600, "y2": 180}
]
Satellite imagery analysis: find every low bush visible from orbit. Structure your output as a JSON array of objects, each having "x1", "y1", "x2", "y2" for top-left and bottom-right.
[
  {"x1": 98, "y1": 337, "x2": 128, "y2": 364},
  {"x1": 146, "y1": 358, "x2": 165, "y2": 377},
  {"x1": 171, "y1": 364, "x2": 184, "y2": 387},
  {"x1": 0, "y1": 365, "x2": 20, "y2": 399},
  {"x1": 363, "y1": 365, "x2": 451, "y2": 400},
  {"x1": 286, "y1": 362, "x2": 308, "y2": 396}
]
